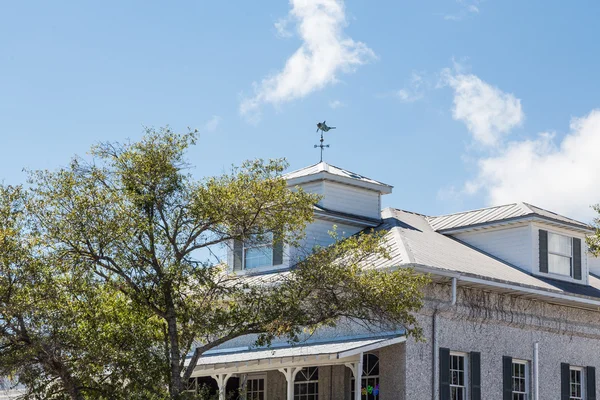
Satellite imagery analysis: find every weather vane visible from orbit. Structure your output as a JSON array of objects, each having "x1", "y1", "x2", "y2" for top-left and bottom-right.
[{"x1": 315, "y1": 120, "x2": 336, "y2": 162}]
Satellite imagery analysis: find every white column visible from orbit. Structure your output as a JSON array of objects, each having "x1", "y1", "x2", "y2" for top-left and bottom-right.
[
  {"x1": 279, "y1": 367, "x2": 300, "y2": 400},
  {"x1": 345, "y1": 353, "x2": 364, "y2": 400},
  {"x1": 211, "y1": 373, "x2": 233, "y2": 400}
]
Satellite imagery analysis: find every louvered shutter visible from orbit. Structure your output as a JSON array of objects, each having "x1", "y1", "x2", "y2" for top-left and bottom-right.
[
  {"x1": 502, "y1": 356, "x2": 513, "y2": 400},
  {"x1": 573, "y1": 238, "x2": 582, "y2": 280},
  {"x1": 539, "y1": 230, "x2": 549, "y2": 273},
  {"x1": 233, "y1": 239, "x2": 243, "y2": 271},
  {"x1": 588, "y1": 367, "x2": 597, "y2": 400},
  {"x1": 561, "y1": 363, "x2": 570, "y2": 400},
  {"x1": 470, "y1": 352, "x2": 481, "y2": 400},
  {"x1": 439, "y1": 348, "x2": 450, "y2": 400}
]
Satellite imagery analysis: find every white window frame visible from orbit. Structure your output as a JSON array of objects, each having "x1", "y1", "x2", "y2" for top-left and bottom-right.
[
  {"x1": 245, "y1": 374, "x2": 267, "y2": 400},
  {"x1": 294, "y1": 367, "x2": 319, "y2": 400},
  {"x1": 449, "y1": 351, "x2": 468, "y2": 400},
  {"x1": 511, "y1": 359, "x2": 530, "y2": 400},
  {"x1": 547, "y1": 231, "x2": 573, "y2": 278},
  {"x1": 569, "y1": 366, "x2": 585, "y2": 400},
  {"x1": 243, "y1": 233, "x2": 274, "y2": 270},
  {"x1": 350, "y1": 353, "x2": 380, "y2": 399}
]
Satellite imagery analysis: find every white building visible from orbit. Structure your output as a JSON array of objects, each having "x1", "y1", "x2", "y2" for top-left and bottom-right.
[{"x1": 187, "y1": 161, "x2": 600, "y2": 400}]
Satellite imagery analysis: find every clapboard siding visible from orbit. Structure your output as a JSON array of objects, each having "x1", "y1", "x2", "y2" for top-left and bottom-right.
[
  {"x1": 290, "y1": 219, "x2": 363, "y2": 263},
  {"x1": 589, "y1": 255, "x2": 600, "y2": 276},
  {"x1": 319, "y1": 181, "x2": 381, "y2": 219},
  {"x1": 452, "y1": 225, "x2": 533, "y2": 272}
]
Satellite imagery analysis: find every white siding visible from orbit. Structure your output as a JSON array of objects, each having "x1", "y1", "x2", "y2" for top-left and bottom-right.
[
  {"x1": 589, "y1": 255, "x2": 600, "y2": 276},
  {"x1": 319, "y1": 181, "x2": 380, "y2": 219},
  {"x1": 289, "y1": 219, "x2": 363, "y2": 265},
  {"x1": 452, "y1": 225, "x2": 534, "y2": 272}
]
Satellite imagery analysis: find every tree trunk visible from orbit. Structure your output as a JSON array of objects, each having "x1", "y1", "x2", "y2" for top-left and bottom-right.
[
  {"x1": 45, "y1": 355, "x2": 84, "y2": 400},
  {"x1": 164, "y1": 290, "x2": 182, "y2": 398}
]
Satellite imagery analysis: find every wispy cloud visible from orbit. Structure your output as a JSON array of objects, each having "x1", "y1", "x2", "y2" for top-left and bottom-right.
[
  {"x1": 442, "y1": 67, "x2": 524, "y2": 147},
  {"x1": 444, "y1": 0, "x2": 482, "y2": 21},
  {"x1": 240, "y1": 0, "x2": 376, "y2": 122},
  {"x1": 396, "y1": 71, "x2": 429, "y2": 103},
  {"x1": 329, "y1": 99, "x2": 346, "y2": 109},
  {"x1": 204, "y1": 115, "x2": 221, "y2": 132}
]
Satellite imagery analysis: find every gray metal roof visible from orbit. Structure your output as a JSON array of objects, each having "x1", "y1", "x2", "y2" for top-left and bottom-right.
[
  {"x1": 193, "y1": 336, "x2": 402, "y2": 367},
  {"x1": 427, "y1": 202, "x2": 592, "y2": 232},
  {"x1": 380, "y1": 208, "x2": 600, "y2": 300},
  {"x1": 284, "y1": 162, "x2": 393, "y2": 193}
]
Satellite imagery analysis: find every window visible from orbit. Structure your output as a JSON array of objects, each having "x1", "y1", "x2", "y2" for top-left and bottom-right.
[
  {"x1": 548, "y1": 232, "x2": 573, "y2": 277},
  {"x1": 511, "y1": 360, "x2": 529, "y2": 400},
  {"x1": 351, "y1": 353, "x2": 380, "y2": 400},
  {"x1": 570, "y1": 367, "x2": 584, "y2": 400},
  {"x1": 246, "y1": 377, "x2": 266, "y2": 400},
  {"x1": 244, "y1": 233, "x2": 274, "y2": 269},
  {"x1": 450, "y1": 353, "x2": 467, "y2": 400},
  {"x1": 294, "y1": 367, "x2": 318, "y2": 400}
]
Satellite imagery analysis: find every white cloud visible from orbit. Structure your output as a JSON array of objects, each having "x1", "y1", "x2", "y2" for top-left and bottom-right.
[
  {"x1": 240, "y1": 0, "x2": 375, "y2": 121},
  {"x1": 204, "y1": 115, "x2": 221, "y2": 132},
  {"x1": 466, "y1": 110, "x2": 600, "y2": 221},
  {"x1": 274, "y1": 17, "x2": 292, "y2": 38},
  {"x1": 443, "y1": 70, "x2": 524, "y2": 146},
  {"x1": 396, "y1": 71, "x2": 428, "y2": 103},
  {"x1": 444, "y1": 0, "x2": 481, "y2": 21},
  {"x1": 329, "y1": 99, "x2": 345, "y2": 109}
]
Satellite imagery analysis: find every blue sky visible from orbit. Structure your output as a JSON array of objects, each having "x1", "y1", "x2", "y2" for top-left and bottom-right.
[{"x1": 2, "y1": 0, "x2": 600, "y2": 221}]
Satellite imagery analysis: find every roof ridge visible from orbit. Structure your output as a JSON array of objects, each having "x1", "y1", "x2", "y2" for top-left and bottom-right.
[
  {"x1": 282, "y1": 161, "x2": 324, "y2": 177},
  {"x1": 429, "y1": 202, "x2": 521, "y2": 219},
  {"x1": 387, "y1": 207, "x2": 430, "y2": 218}
]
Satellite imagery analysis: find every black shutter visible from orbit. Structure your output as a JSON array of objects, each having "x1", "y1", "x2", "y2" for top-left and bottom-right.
[
  {"x1": 233, "y1": 239, "x2": 243, "y2": 271},
  {"x1": 573, "y1": 238, "x2": 582, "y2": 280},
  {"x1": 588, "y1": 367, "x2": 596, "y2": 400},
  {"x1": 539, "y1": 230, "x2": 549, "y2": 273},
  {"x1": 439, "y1": 348, "x2": 450, "y2": 400},
  {"x1": 470, "y1": 352, "x2": 481, "y2": 400},
  {"x1": 502, "y1": 356, "x2": 513, "y2": 400},
  {"x1": 272, "y1": 231, "x2": 283, "y2": 266},
  {"x1": 561, "y1": 363, "x2": 571, "y2": 400}
]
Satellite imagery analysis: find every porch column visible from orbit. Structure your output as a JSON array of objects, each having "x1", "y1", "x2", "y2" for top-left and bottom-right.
[
  {"x1": 279, "y1": 367, "x2": 301, "y2": 400},
  {"x1": 211, "y1": 373, "x2": 233, "y2": 400},
  {"x1": 345, "y1": 352, "x2": 364, "y2": 400}
]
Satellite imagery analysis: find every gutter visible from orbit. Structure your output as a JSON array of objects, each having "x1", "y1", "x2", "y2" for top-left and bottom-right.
[{"x1": 402, "y1": 263, "x2": 600, "y2": 310}]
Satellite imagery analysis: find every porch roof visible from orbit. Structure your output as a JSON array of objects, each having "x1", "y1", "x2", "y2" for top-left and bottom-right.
[{"x1": 190, "y1": 335, "x2": 405, "y2": 376}]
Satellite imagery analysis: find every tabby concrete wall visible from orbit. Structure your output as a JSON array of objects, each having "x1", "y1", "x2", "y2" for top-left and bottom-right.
[{"x1": 404, "y1": 282, "x2": 600, "y2": 399}]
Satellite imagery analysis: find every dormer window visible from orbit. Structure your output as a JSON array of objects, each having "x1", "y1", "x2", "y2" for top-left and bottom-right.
[
  {"x1": 547, "y1": 232, "x2": 573, "y2": 276},
  {"x1": 232, "y1": 233, "x2": 284, "y2": 272},
  {"x1": 539, "y1": 229, "x2": 582, "y2": 280},
  {"x1": 244, "y1": 233, "x2": 274, "y2": 269}
]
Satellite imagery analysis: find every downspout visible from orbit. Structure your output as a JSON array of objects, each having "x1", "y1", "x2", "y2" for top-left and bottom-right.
[
  {"x1": 432, "y1": 277, "x2": 457, "y2": 400},
  {"x1": 533, "y1": 342, "x2": 539, "y2": 400}
]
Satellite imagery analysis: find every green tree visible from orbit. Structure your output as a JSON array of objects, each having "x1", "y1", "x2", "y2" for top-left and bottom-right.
[
  {"x1": 0, "y1": 185, "x2": 166, "y2": 400},
  {"x1": 19, "y1": 128, "x2": 428, "y2": 399}
]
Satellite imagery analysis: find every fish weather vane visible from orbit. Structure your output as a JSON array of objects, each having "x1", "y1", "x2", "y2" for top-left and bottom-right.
[{"x1": 315, "y1": 120, "x2": 336, "y2": 162}]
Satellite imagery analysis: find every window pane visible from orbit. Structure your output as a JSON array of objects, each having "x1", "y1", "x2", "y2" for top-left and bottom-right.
[
  {"x1": 548, "y1": 254, "x2": 571, "y2": 276},
  {"x1": 244, "y1": 246, "x2": 273, "y2": 269},
  {"x1": 548, "y1": 232, "x2": 572, "y2": 256}
]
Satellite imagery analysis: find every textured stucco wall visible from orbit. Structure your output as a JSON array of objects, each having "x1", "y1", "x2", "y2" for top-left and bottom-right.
[
  {"x1": 379, "y1": 344, "x2": 406, "y2": 400},
  {"x1": 266, "y1": 370, "x2": 286, "y2": 400},
  {"x1": 404, "y1": 282, "x2": 600, "y2": 400}
]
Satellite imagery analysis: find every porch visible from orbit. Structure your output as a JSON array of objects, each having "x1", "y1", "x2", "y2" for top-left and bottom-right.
[{"x1": 186, "y1": 335, "x2": 406, "y2": 400}]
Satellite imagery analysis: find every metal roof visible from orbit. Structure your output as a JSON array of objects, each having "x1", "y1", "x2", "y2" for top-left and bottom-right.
[
  {"x1": 427, "y1": 202, "x2": 592, "y2": 232},
  {"x1": 284, "y1": 162, "x2": 393, "y2": 194}
]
